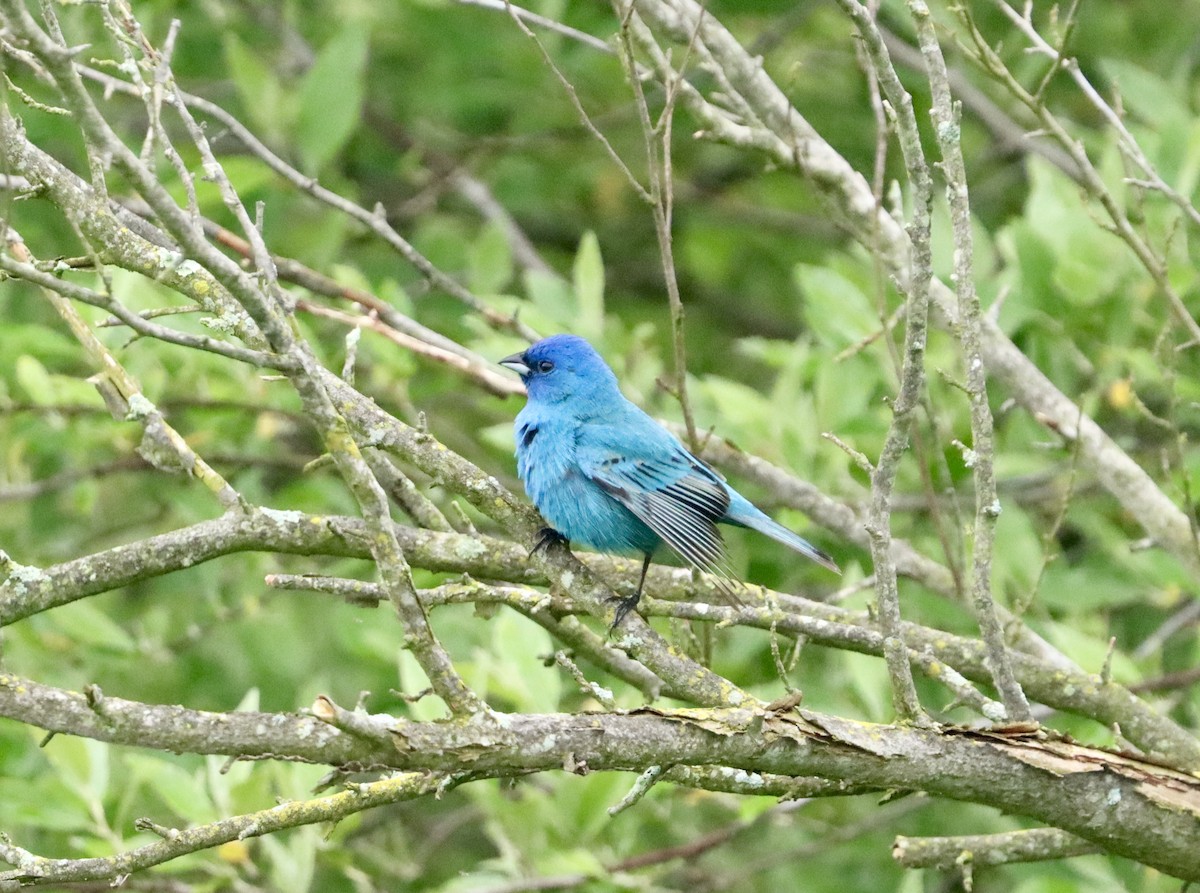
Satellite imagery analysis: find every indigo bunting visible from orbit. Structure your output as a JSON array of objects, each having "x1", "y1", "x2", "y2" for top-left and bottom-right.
[{"x1": 500, "y1": 334, "x2": 839, "y2": 626}]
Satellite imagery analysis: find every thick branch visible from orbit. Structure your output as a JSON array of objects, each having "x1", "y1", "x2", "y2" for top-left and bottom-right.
[
  {"x1": 5, "y1": 509, "x2": 1197, "y2": 767},
  {"x1": 1, "y1": 676, "x2": 1197, "y2": 882}
]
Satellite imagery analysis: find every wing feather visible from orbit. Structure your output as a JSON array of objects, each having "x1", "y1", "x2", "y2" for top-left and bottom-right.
[{"x1": 585, "y1": 448, "x2": 732, "y2": 575}]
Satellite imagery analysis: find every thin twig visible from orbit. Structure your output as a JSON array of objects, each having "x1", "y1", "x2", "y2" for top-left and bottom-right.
[
  {"x1": 626, "y1": 0, "x2": 1200, "y2": 584},
  {"x1": 298, "y1": 300, "x2": 524, "y2": 397},
  {"x1": 878, "y1": 26, "x2": 1082, "y2": 182},
  {"x1": 0, "y1": 245, "x2": 285, "y2": 370},
  {"x1": 911, "y1": 0, "x2": 1030, "y2": 721},
  {"x1": 0, "y1": 0, "x2": 481, "y2": 715},
  {"x1": 2, "y1": 231, "x2": 250, "y2": 513},
  {"x1": 66, "y1": 64, "x2": 538, "y2": 342},
  {"x1": 833, "y1": 0, "x2": 931, "y2": 724},
  {"x1": 954, "y1": 4, "x2": 1200, "y2": 351},
  {"x1": 502, "y1": 0, "x2": 652, "y2": 203},
  {"x1": 992, "y1": 0, "x2": 1200, "y2": 231},
  {"x1": 455, "y1": 0, "x2": 616, "y2": 55},
  {"x1": 614, "y1": 5, "x2": 699, "y2": 448},
  {"x1": 0, "y1": 771, "x2": 464, "y2": 888},
  {"x1": 893, "y1": 827, "x2": 1101, "y2": 871}
]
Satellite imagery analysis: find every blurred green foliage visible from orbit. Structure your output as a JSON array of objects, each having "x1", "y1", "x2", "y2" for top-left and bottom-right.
[{"x1": 2, "y1": 0, "x2": 1200, "y2": 890}]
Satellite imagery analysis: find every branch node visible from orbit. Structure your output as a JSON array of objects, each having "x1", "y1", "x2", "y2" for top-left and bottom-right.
[
  {"x1": 562, "y1": 752, "x2": 589, "y2": 775},
  {"x1": 608, "y1": 764, "x2": 665, "y2": 816},
  {"x1": 554, "y1": 651, "x2": 616, "y2": 708},
  {"x1": 84, "y1": 683, "x2": 105, "y2": 713},
  {"x1": 1100, "y1": 636, "x2": 1117, "y2": 685},
  {"x1": 133, "y1": 818, "x2": 180, "y2": 841},
  {"x1": 821, "y1": 431, "x2": 874, "y2": 474}
]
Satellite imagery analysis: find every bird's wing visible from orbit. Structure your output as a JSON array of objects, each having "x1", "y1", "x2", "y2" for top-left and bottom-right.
[{"x1": 577, "y1": 425, "x2": 733, "y2": 574}]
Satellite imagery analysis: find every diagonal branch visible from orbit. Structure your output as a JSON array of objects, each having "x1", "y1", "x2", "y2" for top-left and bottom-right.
[
  {"x1": 0, "y1": 0, "x2": 480, "y2": 715},
  {"x1": 0, "y1": 771, "x2": 461, "y2": 890},
  {"x1": 628, "y1": 0, "x2": 1200, "y2": 579}
]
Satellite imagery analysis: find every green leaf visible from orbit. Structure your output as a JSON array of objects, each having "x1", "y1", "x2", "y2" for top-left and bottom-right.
[
  {"x1": 522, "y1": 268, "x2": 575, "y2": 331},
  {"x1": 990, "y1": 501, "x2": 1044, "y2": 595},
  {"x1": 126, "y1": 754, "x2": 217, "y2": 824},
  {"x1": 0, "y1": 772, "x2": 94, "y2": 832},
  {"x1": 232, "y1": 687, "x2": 261, "y2": 713},
  {"x1": 696, "y1": 376, "x2": 773, "y2": 440},
  {"x1": 842, "y1": 650, "x2": 890, "y2": 722},
  {"x1": 329, "y1": 264, "x2": 380, "y2": 302},
  {"x1": 469, "y1": 220, "x2": 514, "y2": 294},
  {"x1": 222, "y1": 34, "x2": 288, "y2": 143},
  {"x1": 812, "y1": 352, "x2": 878, "y2": 433},
  {"x1": 262, "y1": 825, "x2": 319, "y2": 893},
  {"x1": 1040, "y1": 619, "x2": 1139, "y2": 683},
  {"x1": 14, "y1": 354, "x2": 55, "y2": 405},
  {"x1": 40, "y1": 737, "x2": 110, "y2": 809},
  {"x1": 1040, "y1": 562, "x2": 1144, "y2": 611},
  {"x1": 477, "y1": 420, "x2": 515, "y2": 454},
  {"x1": 794, "y1": 264, "x2": 877, "y2": 347},
  {"x1": 572, "y1": 231, "x2": 605, "y2": 339},
  {"x1": 296, "y1": 23, "x2": 370, "y2": 171},
  {"x1": 187, "y1": 155, "x2": 277, "y2": 218},
  {"x1": 46, "y1": 600, "x2": 137, "y2": 654},
  {"x1": 471, "y1": 610, "x2": 562, "y2": 712},
  {"x1": 396, "y1": 651, "x2": 448, "y2": 721},
  {"x1": 1100, "y1": 58, "x2": 1190, "y2": 131},
  {"x1": 1175, "y1": 119, "x2": 1200, "y2": 198},
  {"x1": 997, "y1": 224, "x2": 1056, "y2": 330},
  {"x1": 535, "y1": 847, "x2": 605, "y2": 878}
]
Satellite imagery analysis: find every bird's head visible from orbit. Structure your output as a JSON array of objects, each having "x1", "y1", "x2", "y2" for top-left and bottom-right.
[{"x1": 499, "y1": 334, "x2": 620, "y2": 407}]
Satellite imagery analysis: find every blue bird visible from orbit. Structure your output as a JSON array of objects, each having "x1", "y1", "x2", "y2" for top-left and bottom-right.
[{"x1": 500, "y1": 334, "x2": 840, "y2": 626}]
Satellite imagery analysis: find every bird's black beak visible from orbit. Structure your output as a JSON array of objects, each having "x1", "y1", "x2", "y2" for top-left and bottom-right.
[{"x1": 499, "y1": 351, "x2": 530, "y2": 377}]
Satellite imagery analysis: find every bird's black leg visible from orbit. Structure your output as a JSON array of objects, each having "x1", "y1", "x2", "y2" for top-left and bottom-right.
[
  {"x1": 610, "y1": 553, "x2": 652, "y2": 630},
  {"x1": 531, "y1": 527, "x2": 569, "y2": 556}
]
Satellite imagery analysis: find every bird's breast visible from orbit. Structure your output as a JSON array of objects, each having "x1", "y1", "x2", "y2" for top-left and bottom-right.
[{"x1": 514, "y1": 414, "x2": 659, "y2": 555}]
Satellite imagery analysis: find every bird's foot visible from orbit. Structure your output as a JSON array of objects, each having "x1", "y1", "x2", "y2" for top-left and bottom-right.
[
  {"x1": 607, "y1": 593, "x2": 641, "y2": 631},
  {"x1": 530, "y1": 527, "x2": 569, "y2": 556}
]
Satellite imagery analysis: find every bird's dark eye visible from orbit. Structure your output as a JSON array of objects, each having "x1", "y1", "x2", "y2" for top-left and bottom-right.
[{"x1": 537, "y1": 360, "x2": 554, "y2": 373}]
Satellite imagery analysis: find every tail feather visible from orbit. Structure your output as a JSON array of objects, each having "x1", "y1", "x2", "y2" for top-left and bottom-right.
[{"x1": 723, "y1": 491, "x2": 841, "y2": 574}]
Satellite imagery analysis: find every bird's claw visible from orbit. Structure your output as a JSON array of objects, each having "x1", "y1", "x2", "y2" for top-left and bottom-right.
[
  {"x1": 530, "y1": 527, "x2": 569, "y2": 556},
  {"x1": 607, "y1": 593, "x2": 641, "y2": 631}
]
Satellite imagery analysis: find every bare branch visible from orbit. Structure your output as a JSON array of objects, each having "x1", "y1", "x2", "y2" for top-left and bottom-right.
[
  {"x1": 58, "y1": 62, "x2": 540, "y2": 342},
  {"x1": 0, "y1": 772, "x2": 459, "y2": 889},
  {"x1": 297, "y1": 300, "x2": 523, "y2": 397},
  {"x1": 0, "y1": 0, "x2": 479, "y2": 714},
  {"x1": 629, "y1": 0, "x2": 1200, "y2": 580},
  {"x1": 834, "y1": 0, "x2": 932, "y2": 724},
  {"x1": 909, "y1": 0, "x2": 1030, "y2": 720},
  {"x1": 2, "y1": 676, "x2": 1198, "y2": 883},
  {"x1": 893, "y1": 827, "x2": 1102, "y2": 872}
]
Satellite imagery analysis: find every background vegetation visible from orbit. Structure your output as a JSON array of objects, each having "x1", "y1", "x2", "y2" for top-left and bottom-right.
[{"x1": 2, "y1": 0, "x2": 1200, "y2": 890}]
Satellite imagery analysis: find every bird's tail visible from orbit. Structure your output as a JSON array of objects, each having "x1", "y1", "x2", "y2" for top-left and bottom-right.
[{"x1": 724, "y1": 491, "x2": 841, "y2": 574}]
